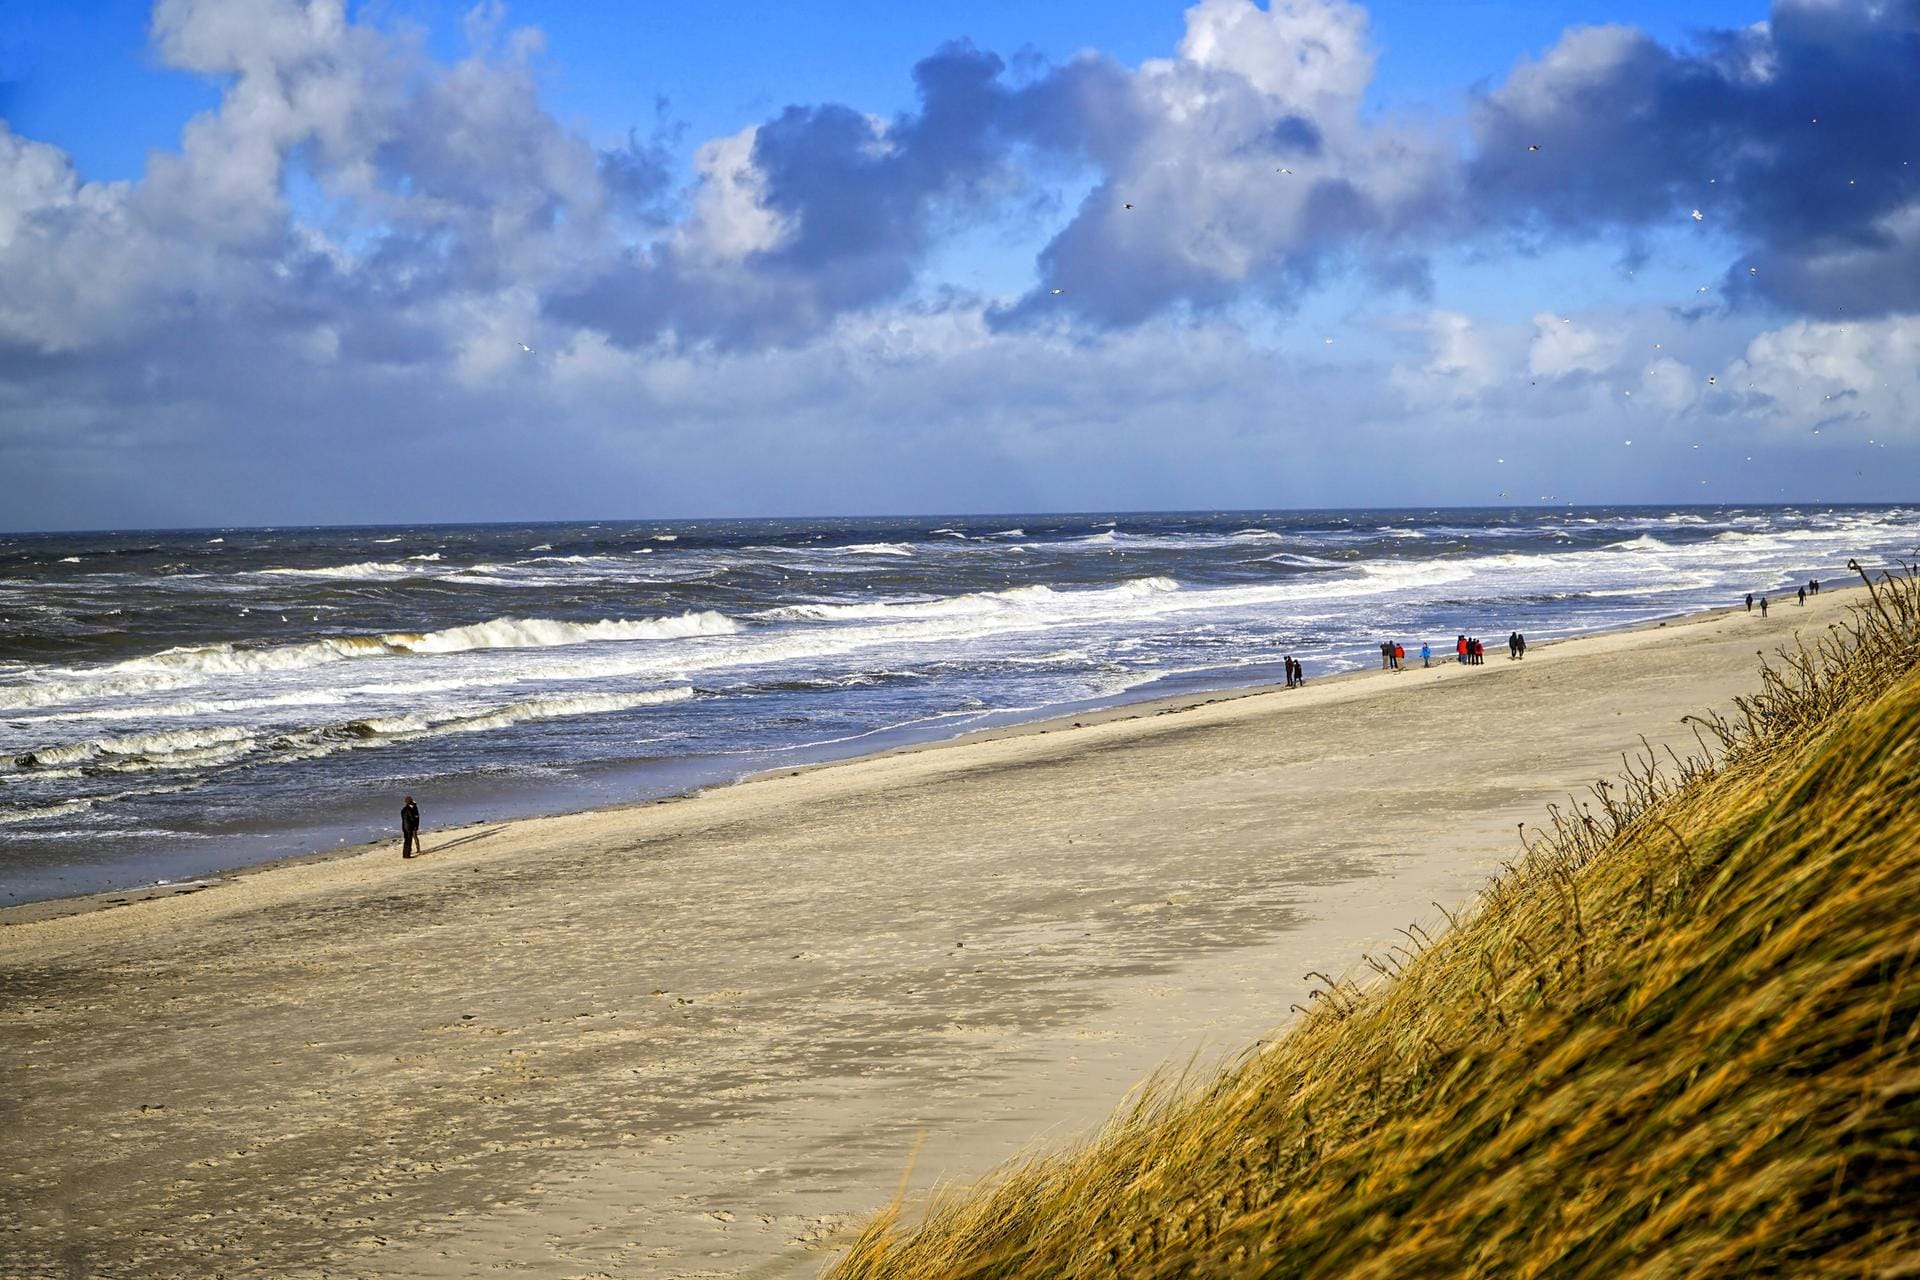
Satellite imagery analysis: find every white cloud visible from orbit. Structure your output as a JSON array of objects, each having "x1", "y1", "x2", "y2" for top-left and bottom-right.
[
  {"x1": 1389, "y1": 310, "x2": 1502, "y2": 405},
  {"x1": 676, "y1": 126, "x2": 790, "y2": 262},
  {"x1": 1528, "y1": 312, "x2": 1619, "y2": 377},
  {"x1": 1174, "y1": 0, "x2": 1374, "y2": 118}
]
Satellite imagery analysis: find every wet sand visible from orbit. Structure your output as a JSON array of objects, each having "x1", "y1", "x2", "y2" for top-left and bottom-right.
[{"x1": 0, "y1": 588, "x2": 1862, "y2": 1278}]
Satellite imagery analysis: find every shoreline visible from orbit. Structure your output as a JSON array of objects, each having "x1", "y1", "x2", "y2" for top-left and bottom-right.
[
  {"x1": 0, "y1": 583, "x2": 1870, "y2": 1279},
  {"x1": 0, "y1": 590, "x2": 1812, "y2": 929}
]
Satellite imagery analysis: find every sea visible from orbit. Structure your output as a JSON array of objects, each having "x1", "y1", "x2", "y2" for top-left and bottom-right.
[{"x1": 3, "y1": 505, "x2": 1915, "y2": 905}]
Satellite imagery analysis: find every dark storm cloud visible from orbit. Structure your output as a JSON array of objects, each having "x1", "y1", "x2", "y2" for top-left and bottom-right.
[
  {"x1": 548, "y1": 42, "x2": 1051, "y2": 349},
  {"x1": 1470, "y1": 0, "x2": 1920, "y2": 316}
]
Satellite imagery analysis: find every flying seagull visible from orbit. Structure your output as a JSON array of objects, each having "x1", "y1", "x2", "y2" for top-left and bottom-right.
[
  {"x1": 1527, "y1": 144, "x2": 1541, "y2": 152},
  {"x1": 1050, "y1": 288, "x2": 1064, "y2": 296},
  {"x1": 1277, "y1": 167, "x2": 1293, "y2": 175},
  {"x1": 1691, "y1": 209, "x2": 1704, "y2": 221},
  {"x1": 1708, "y1": 376, "x2": 1717, "y2": 385},
  {"x1": 1124, "y1": 202, "x2": 1134, "y2": 209},
  {"x1": 518, "y1": 342, "x2": 535, "y2": 354}
]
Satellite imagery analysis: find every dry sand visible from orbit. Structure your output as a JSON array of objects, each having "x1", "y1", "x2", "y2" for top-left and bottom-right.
[{"x1": 0, "y1": 588, "x2": 1863, "y2": 1278}]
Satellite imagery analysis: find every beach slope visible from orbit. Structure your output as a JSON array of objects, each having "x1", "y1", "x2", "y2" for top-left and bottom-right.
[{"x1": 0, "y1": 590, "x2": 1872, "y2": 1278}]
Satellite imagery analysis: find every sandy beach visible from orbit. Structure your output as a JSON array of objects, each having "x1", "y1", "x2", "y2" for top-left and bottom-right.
[{"x1": 0, "y1": 587, "x2": 1864, "y2": 1278}]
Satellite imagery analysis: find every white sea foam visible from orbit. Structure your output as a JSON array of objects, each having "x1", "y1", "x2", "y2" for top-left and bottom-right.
[{"x1": 834, "y1": 542, "x2": 916, "y2": 557}]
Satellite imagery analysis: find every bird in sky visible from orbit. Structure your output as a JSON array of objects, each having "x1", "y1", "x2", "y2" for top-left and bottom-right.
[
  {"x1": 1691, "y1": 209, "x2": 1704, "y2": 221},
  {"x1": 1528, "y1": 144, "x2": 1541, "y2": 152},
  {"x1": 1050, "y1": 288, "x2": 1064, "y2": 296},
  {"x1": 1124, "y1": 202, "x2": 1134, "y2": 209},
  {"x1": 1708, "y1": 376, "x2": 1717, "y2": 385},
  {"x1": 1277, "y1": 167, "x2": 1293, "y2": 175},
  {"x1": 518, "y1": 342, "x2": 535, "y2": 354}
]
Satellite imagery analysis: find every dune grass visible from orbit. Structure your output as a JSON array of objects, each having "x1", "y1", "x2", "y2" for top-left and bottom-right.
[{"x1": 830, "y1": 563, "x2": 1920, "y2": 1278}]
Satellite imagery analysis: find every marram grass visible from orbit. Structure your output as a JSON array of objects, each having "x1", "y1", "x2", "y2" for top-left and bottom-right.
[{"x1": 831, "y1": 563, "x2": 1920, "y2": 1279}]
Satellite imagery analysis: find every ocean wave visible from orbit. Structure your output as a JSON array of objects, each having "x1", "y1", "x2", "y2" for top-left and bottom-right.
[
  {"x1": 833, "y1": 542, "x2": 916, "y2": 557},
  {"x1": 1261, "y1": 552, "x2": 1345, "y2": 568},
  {"x1": 0, "y1": 612, "x2": 739, "y2": 710},
  {"x1": 257, "y1": 560, "x2": 423, "y2": 579},
  {"x1": 12, "y1": 724, "x2": 256, "y2": 771},
  {"x1": 0, "y1": 797, "x2": 94, "y2": 825},
  {"x1": 1609, "y1": 535, "x2": 1673, "y2": 551},
  {"x1": 762, "y1": 577, "x2": 1180, "y2": 624},
  {"x1": 267, "y1": 686, "x2": 696, "y2": 759}
]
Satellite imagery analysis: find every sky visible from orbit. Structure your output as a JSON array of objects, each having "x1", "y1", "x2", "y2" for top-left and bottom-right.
[{"x1": 0, "y1": 0, "x2": 1916, "y2": 531}]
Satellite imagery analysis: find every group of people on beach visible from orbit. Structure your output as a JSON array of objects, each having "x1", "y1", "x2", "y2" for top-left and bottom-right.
[
  {"x1": 1746, "y1": 579, "x2": 1821, "y2": 618},
  {"x1": 1282, "y1": 655, "x2": 1307, "y2": 688},
  {"x1": 1375, "y1": 632, "x2": 1525, "y2": 670}
]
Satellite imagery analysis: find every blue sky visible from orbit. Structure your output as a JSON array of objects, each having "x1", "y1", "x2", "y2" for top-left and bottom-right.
[{"x1": 0, "y1": 0, "x2": 1914, "y2": 529}]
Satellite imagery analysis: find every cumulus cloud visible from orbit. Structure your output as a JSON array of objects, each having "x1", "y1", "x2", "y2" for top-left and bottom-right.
[
  {"x1": 1528, "y1": 313, "x2": 1620, "y2": 378},
  {"x1": 1, "y1": 0, "x2": 1917, "y2": 529},
  {"x1": 1388, "y1": 311, "x2": 1503, "y2": 407},
  {"x1": 1469, "y1": 0, "x2": 1920, "y2": 316}
]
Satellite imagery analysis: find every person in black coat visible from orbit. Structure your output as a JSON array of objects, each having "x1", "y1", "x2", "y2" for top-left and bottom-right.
[{"x1": 401, "y1": 795, "x2": 421, "y2": 859}]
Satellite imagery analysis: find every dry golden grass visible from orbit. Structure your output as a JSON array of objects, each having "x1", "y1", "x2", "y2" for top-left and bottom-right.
[{"x1": 831, "y1": 563, "x2": 1920, "y2": 1279}]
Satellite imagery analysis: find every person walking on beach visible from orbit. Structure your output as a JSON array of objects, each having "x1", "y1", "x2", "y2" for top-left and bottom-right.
[
  {"x1": 1457, "y1": 635, "x2": 1468, "y2": 665},
  {"x1": 1392, "y1": 643, "x2": 1404, "y2": 671},
  {"x1": 1746, "y1": 592, "x2": 1753, "y2": 613},
  {"x1": 1380, "y1": 641, "x2": 1393, "y2": 670},
  {"x1": 1797, "y1": 585, "x2": 1806, "y2": 606},
  {"x1": 1420, "y1": 642, "x2": 1431, "y2": 668},
  {"x1": 1293, "y1": 656, "x2": 1305, "y2": 686},
  {"x1": 1516, "y1": 633, "x2": 1527, "y2": 659},
  {"x1": 1507, "y1": 631, "x2": 1519, "y2": 660},
  {"x1": 400, "y1": 795, "x2": 421, "y2": 859},
  {"x1": 1760, "y1": 597, "x2": 1769, "y2": 618},
  {"x1": 1283, "y1": 655, "x2": 1297, "y2": 688}
]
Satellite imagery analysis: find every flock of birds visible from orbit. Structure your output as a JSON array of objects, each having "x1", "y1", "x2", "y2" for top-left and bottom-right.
[{"x1": 507, "y1": 128, "x2": 1897, "y2": 501}]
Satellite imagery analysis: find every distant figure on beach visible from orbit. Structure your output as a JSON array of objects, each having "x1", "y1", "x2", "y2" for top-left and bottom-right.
[
  {"x1": 401, "y1": 795, "x2": 421, "y2": 859},
  {"x1": 1292, "y1": 657, "x2": 1306, "y2": 686},
  {"x1": 1392, "y1": 643, "x2": 1404, "y2": 671},
  {"x1": 1507, "y1": 631, "x2": 1519, "y2": 660},
  {"x1": 1746, "y1": 592, "x2": 1753, "y2": 613},
  {"x1": 1420, "y1": 642, "x2": 1431, "y2": 668},
  {"x1": 1283, "y1": 655, "x2": 1298, "y2": 688},
  {"x1": 1380, "y1": 641, "x2": 1393, "y2": 670},
  {"x1": 1797, "y1": 585, "x2": 1806, "y2": 606},
  {"x1": 1516, "y1": 633, "x2": 1527, "y2": 659},
  {"x1": 1811, "y1": 579, "x2": 1820, "y2": 595},
  {"x1": 1760, "y1": 597, "x2": 1770, "y2": 618},
  {"x1": 1471, "y1": 638, "x2": 1484, "y2": 665},
  {"x1": 1457, "y1": 635, "x2": 1468, "y2": 664}
]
